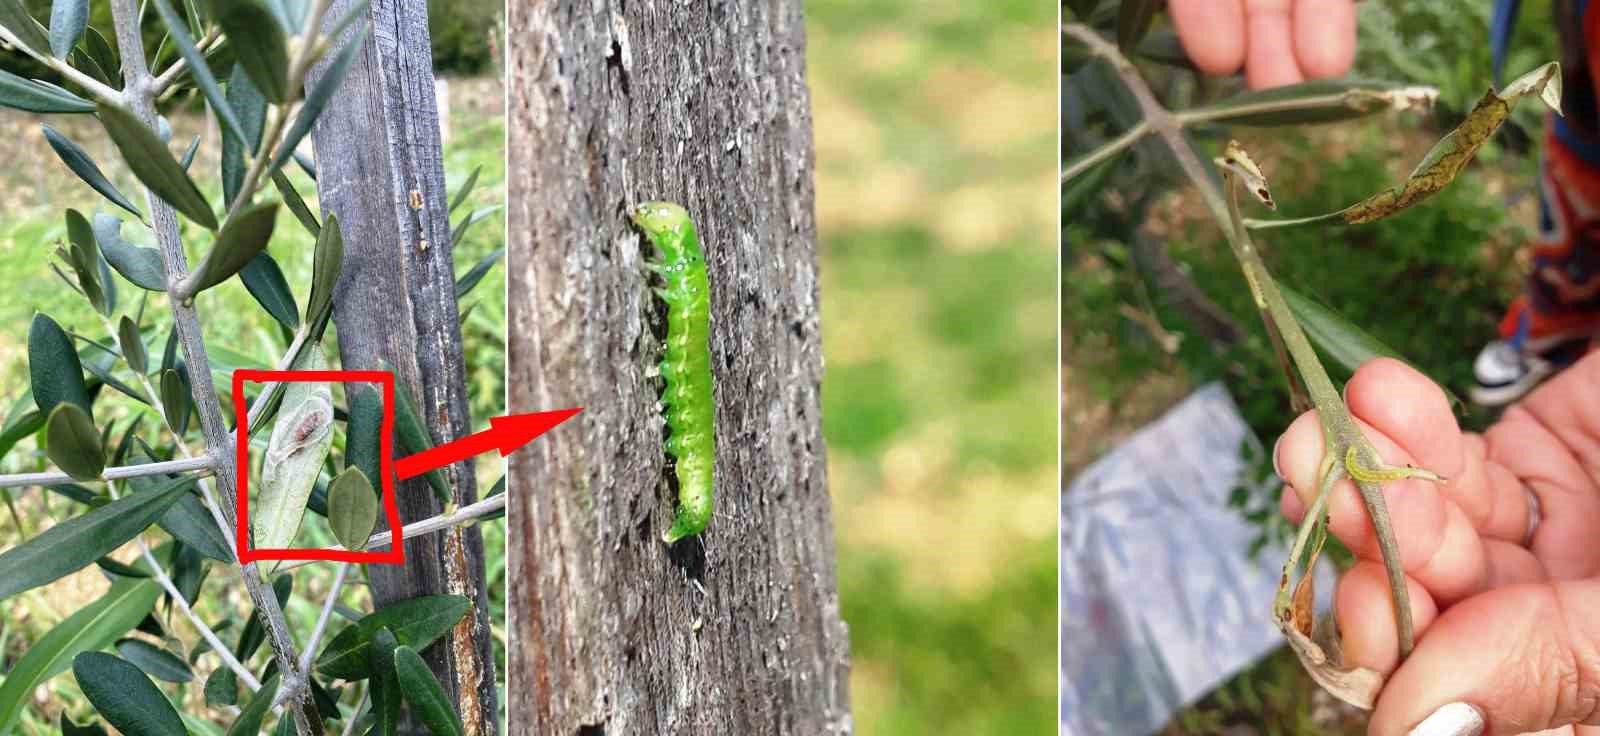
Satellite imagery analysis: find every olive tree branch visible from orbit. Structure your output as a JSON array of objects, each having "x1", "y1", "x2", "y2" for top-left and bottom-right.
[
  {"x1": 1063, "y1": 22, "x2": 1420, "y2": 657},
  {"x1": 149, "y1": 26, "x2": 223, "y2": 95},
  {"x1": 0, "y1": 455, "x2": 212, "y2": 489},
  {"x1": 1063, "y1": 119, "x2": 1147, "y2": 182},
  {"x1": 107, "y1": 1, "x2": 319, "y2": 731},
  {"x1": 273, "y1": 493, "x2": 505, "y2": 573},
  {"x1": 0, "y1": 25, "x2": 124, "y2": 105}
]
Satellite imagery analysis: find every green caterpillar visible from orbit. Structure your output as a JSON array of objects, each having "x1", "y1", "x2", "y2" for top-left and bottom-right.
[{"x1": 632, "y1": 201, "x2": 715, "y2": 543}]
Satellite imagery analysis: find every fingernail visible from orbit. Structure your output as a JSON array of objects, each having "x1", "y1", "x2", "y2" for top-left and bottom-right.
[
  {"x1": 1408, "y1": 702, "x2": 1484, "y2": 736},
  {"x1": 1272, "y1": 434, "x2": 1286, "y2": 481}
]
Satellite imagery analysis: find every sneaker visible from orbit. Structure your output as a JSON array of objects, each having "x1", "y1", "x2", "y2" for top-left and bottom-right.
[{"x1": 1471, "y1": 308, "x2": 1595, "y2": 406}]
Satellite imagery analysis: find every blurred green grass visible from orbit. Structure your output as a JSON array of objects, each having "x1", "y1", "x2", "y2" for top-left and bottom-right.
[
  {"x1": 808, "y1": 1, "x2": 1055, "y2": 732},
  {"x1": 0, "y1": 76, "x2": 506, "y2": 733}
]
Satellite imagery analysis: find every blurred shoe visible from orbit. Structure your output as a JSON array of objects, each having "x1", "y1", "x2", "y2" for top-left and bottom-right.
[{"x1": 1471, "y1": 301, "x2": 1597, "y2": 406}]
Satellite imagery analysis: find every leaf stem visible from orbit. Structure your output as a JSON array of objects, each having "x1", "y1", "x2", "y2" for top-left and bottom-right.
[{"x1": 1063, "y1": 119, "x2": 1148, "y2": 183}]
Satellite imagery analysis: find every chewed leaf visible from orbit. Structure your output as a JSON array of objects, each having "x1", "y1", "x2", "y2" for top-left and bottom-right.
[
  {"x1": 1250, "y1": 62, "x2": 1563, "y2": 230},
  {"x1": 252, "y1": 345, "x2": 334, "y2": 549},
  {"x1": 1185, "y1": 79, "x2": 1438, "y2": 127},
  {"x1": 1215, "y1": 140, "x2": 1275, "y2": 209},
  {"x1": 1278, "y1": 612, "x2": 1385, "y2": 709}
]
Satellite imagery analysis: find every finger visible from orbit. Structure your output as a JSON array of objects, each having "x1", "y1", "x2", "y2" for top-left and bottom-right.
[
  {"x1": 1333, "y1": 561, "x2": 1437, "y2": 673},
  {"x1": 1243, "y1": 0, "x2": 1304, "y2": 88},
  {"x1": 1290, "y1": 0, "x2": 1355, "y2": 79},
  {"x1": 1494, "y1": 355, "x2": 1600, "y2": 578},
  {"x1": 1169, "y1": 0, "x2": 1247, "y2": 76},
  {"x1": 1276, "y1": 412, "x2": 1488, "y2": 604},
  {"x1": 1482, "y1": 539, "x2": 1546, "y2": 588},
  {"x1": 1460, "y1": 433, "x2": 1536, "y2": 544},
  {"x1": 1370, "y1": 580, "x2": 1600, "y2": 736}
]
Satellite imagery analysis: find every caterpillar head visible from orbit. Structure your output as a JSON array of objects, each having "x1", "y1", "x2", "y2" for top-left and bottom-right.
[{"x1": 631, "y1": 201, "x2": 692, "y2": 240}]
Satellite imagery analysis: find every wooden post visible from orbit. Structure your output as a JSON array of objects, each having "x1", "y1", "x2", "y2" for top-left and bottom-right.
[
  {"x1": 504, "y1": 1, "x2": 853, "y2": 733},
  {"x1": 308, "y1": 1, "x2": 499, "y2": 733}
]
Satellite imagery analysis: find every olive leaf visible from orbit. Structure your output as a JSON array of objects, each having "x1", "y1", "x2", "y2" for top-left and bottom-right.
[
  {"x1": 1279, "y1": 283, "x2": 1463, "y2": 410},
  {"x1": 29, "y1": 312, "x2": 91, "y2": 417},
  {"x1": 150, "y1": 0, "x2": 247, "y2": 150},
  {"x1": 98, "y1": 101, "x2": 218, "y2": 230},
  {"x1": 72, "y1": 652, "x2": 186, "y2": 736},
  {"x1": 214, "y1": 0, "x2": 289, "y2": 103},
  {"x1": 117, "y1": 316, "x2": 147, "y2": 374},
  {"x1": 272, "y1": 169, "x2": 321, "y2": 235},
  {"x1": 203, "y1": 666, "x2": 237, "y2": 707},
  {"x1": 46, "y1": 402, "x2": 103, "y2": 481},
  {"x1": 115, "y1": 638, "x2": 192, "y2": 683},
  {"x1": 95, "y1": 213, "x2": 168, "y2": 291},
  {"x1": 327, "y1": 466, "x2": 378, "y2": 551},
  {"x1": 182, "y1": 201, "x2": 280, "y2": 296},
  {"x1": 1182, "y1": 79, "x2": 1439, "y2": 127},
  {"x1": 346, "y1": 385, "x2": 384, "y2": 498},
  {"x1": 222, "y1": 64, "x2": 266, "y2": 209},
  {"x1": 387, "y1": 364, "x2": 451, "y2": 506},
  {"x1": 267, "y1": 26, "x2": 368, "y2": 177},
  {"x1": 449, "y1": 165, "x2": 481, "y2": 214},
  {"x1": 0, "y1": 68, "x2": 93, "y2": 112},
  {"x1": 48, "y1": 0, "x2": 87, "y2": 59},
  {"x1": 160, "y1": 367, "x2": 191, "y2": 436},
  {"x1": 304, "y1": 212, "x2": 344, "y2": 337},
  {"x1": 394, "y1": 645, "x2": 465, "y2": 736},
  {"x1": 253, "y1": 345, "x2": 334, "y2": 549},
  {"x1": 225, "y1": 672, "x2": 279, "y2": 736},
  {"x1": 240, "y1": 252, "x2": 301, "y2": 331},
  {"x1": 1249, "y1": 62, "x2": 1564, "y2": 230},
  {"x1": 63, "y1": 208, "x2": 108, "y2": 315},
  {"x1": 315, "y1": 594, "x2": 472, "y2": 680},
  {"x1": 42, "y1": 124, "x2": 142, "y2": 218},
  {"x1": 455, "y1": 247, "x2": 503, "y2": 298},
  {"x1": 59, "y1": 714, "x2": 108, "y2": 736},
  {"x1": 450, "y1": 206, "x2": 501, "y2": 247},
  {"x1": 0, "y1": 0, "x2": 50, "y2": 55},
  {"x1": 368, "y1": 627, "x2": 402, "y2": 736}
]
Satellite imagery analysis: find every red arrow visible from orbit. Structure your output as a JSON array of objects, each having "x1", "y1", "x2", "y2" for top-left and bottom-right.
[{"x1": 394, "y1": 408, "x2": 582, "y2": 480}]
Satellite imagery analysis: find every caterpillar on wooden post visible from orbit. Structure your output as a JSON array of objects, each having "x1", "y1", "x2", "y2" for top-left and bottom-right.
[{"x1": 632, "y1": 201, "x2": 715, "y2": 543}]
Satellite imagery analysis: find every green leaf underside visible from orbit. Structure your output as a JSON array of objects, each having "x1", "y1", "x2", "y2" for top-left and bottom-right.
[
  {"x1": 42, "y1": 124, "x2": 143, "y2": 217},
  {"x1": 95, "y1": 214, "x2": 168, "y2": 291},
  {"x1": 240, "y1": 252, "x2": 301, "y2": 330},
  {"x1": 97, "y1": 101, "x2": 218, "y2": 230},
  {"x1": 188, "y1": 201, "x2": 279, "y2": 293}
]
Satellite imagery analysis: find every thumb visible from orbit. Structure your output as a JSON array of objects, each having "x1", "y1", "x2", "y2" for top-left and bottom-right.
[{"x1": 1370, "y1": 580, "x2": 1600, "y2": 735}]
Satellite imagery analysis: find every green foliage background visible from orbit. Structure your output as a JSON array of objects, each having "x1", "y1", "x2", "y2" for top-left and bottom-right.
[{"x1": 810, "y1": 0, "x2": 1056, "y2": 732}]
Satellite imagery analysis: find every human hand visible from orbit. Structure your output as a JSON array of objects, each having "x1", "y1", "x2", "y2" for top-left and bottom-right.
[
  {"x1": 1169, "y1": 0, "x2": 1357, "y2": 89},
  {"x1": 1274, "y1": 357, "x2": 1600, "y2": 735}
]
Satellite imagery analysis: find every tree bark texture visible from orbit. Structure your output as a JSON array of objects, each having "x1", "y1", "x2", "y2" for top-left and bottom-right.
[
  {"x1": 309, "y1": 1, "x2": 499, "y2": 733},
  {"x1": 505, "y1": 1, "x2": 852, "y2": 734}
]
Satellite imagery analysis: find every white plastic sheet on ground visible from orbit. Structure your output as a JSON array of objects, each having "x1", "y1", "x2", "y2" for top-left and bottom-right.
[{"x1": 1060, "y1": 382, "x2": 1333, "y2": 735}]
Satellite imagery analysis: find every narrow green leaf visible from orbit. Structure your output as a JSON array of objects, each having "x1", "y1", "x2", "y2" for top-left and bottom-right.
[
  {"x1": 368, "y1": 627, "x2": 401, "y2": 736},
  {"x1": 239, "y1": 252, "x2": 301, "y2": 330},
  {"x1": 480, "y1": 475, "x2": 504, "y2": 521},
  {"x1": 160, "y1": 367, "x2": 191, "y2": 436},
  {"x1": 97, "y1": 101, "x2": 218, "y2": 231},
  {"x1": 83, "y1": 25, "x2": 118, "y2": 83},
  {"x1": 315, "y1": 595, "x2": 473, "y2": 680},
  {"x1": 267, "y1": 27, "x2": 367, "y2": 176},
  {"x1": 327, "y1": 466, "x2": 377, "y2": 551},
  {"x1": 0, "y1": 578, "x2": 160, "y2": 734},
  {"x1": 118, "y1": 316, "x2": 147, "y2": 374},
  {"x1": 0, "y1": 68, "x2": 94, "y2": 112},
  {"x1": 95, "y1": 214, "x2": 168, "y2": 291},
  {"x1": 304, "y1": 212, "x2": 343, "y2": 336},
  {"x1": 42, "y1": 124, "x2": 142, "y2": 218},
  {"x1": 46, "y1": 402, "x2": 103, "y2": 480},
  {"x1": 387, "y1": 368, "x2": 450, "y2": 505},
  {"x1": 48, "y1": 0, "x2": 87, "y2": 58},
  {"x1": 60, "y1": 713, "x2": 108, "y2": 736},
  {"x1": 179, "y1": 135, "x2": 200, "y2": 171},
  {"x1": 186, "y1": 201, "x2": 279, "y2": 294},
  {"x1": 151, "y1": 0, "x2": 246, "y2": 149},
  {"x1": 0, "y1": 0, "x2": 50, "y2": 56},
  {"x1": 448, "y1": 165, "x2": 480, "y2": 215},
  {"x1": 81, "y1": 349, "x2": 147, "y2": 404},
  {"x1": 346, "y1": 385, "x2": 382, "y2": 499},
  {"x1": 95, "y1": 556, "x2": 150, "y2": 578},
  {"x1": 29, "y1": 312, "x2": 91, "y2": 417},
  {"x1": 454, "y1": 247, "x2": 502, "y2": 298},
  {"x1": 128, "y1": 464, "x2": 230, "y2": 562},
  {"x1": 271, "y1": 169, "x2": 320, "y2": 235},
  {"x1": 72, "y1": 652, "x2": 185, "y2": 736},
  {"x1": 450, "y1": 206, "x2": 500, "y2": 247},
  {"x1": 223, "y1": 64, "x2": 266, "y2": 209},
  {"x1": 0, "y1": 477, "x2": 191, "y2": 601},
  {"x1": 393, "y1": 645, "x2": 464, "y2": 736},
  {"x1": 214, "y1": 0, "x2": 288, "y2": 103},
  {"x1": 64, "y1": 208, "x2": 107, "y2": 314},
  {"x1": 1116, "y1": 0, "x2": 1159, "y2": 53},
  {"x1": 115, "y1": 638, "x2": 193, "y2": 683},
  {"x1": 1279, "y1": 284, "x2": 1464, "y2": 409},
  {"x1": 225, "y1": 672, "x2": 279, "y2": 736},
  {"x1": 203, "y1": 666, "x2": 237, "y2": 707}
]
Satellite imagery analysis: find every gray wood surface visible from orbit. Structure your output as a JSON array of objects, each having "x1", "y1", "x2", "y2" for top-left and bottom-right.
[
  {"x1": 308, "y1": 1, "x2": 499, "y2": 733},
  {"x1": 505, "y1": 1, "x2": 852, "y2": 733}
]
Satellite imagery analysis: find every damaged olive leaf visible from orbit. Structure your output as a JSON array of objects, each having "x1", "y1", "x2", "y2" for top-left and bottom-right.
[
  {"x1": 253, "y1": 345, "x2": 334, "y2": 549},
  {"x1": 1247, "y1": 62, "x2": 1563, "y2": 230}
]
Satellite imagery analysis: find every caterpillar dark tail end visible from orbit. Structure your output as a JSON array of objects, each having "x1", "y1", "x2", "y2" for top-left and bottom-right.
[{"x1": 632, "y1": 201, "x2": 716, "y2": 544}]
